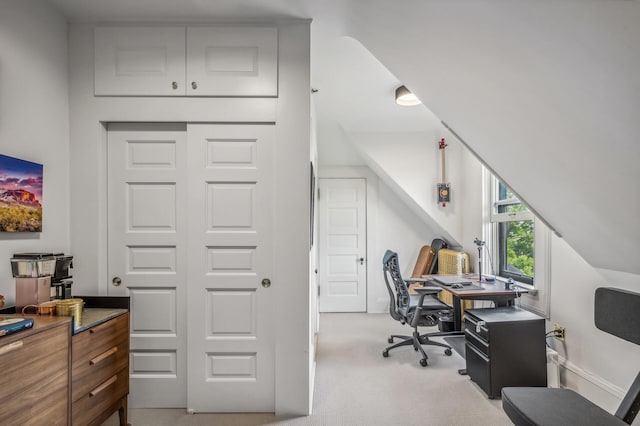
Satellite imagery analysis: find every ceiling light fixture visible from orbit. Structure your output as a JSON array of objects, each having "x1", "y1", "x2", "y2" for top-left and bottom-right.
[{"x1": 395, "y1": 85, "x2": 422, "y2": 106}]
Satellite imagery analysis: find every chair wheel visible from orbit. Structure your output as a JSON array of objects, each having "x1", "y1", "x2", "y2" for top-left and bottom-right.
[
  {"x1": 388, "y1": 337, "x2": 394, "y2": 343},
  {"x1": 420, "y1": 359, "x2": 428, "y2": 367},
  {"x1": 445, "y1": 348, "x2": 452, "y2": 356},
  {"x1": 382, "y1": 350, "x2": 389, "y2": 358}
]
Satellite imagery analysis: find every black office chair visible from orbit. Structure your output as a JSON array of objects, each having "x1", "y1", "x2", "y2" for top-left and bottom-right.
[
  {"x1": 502, "y1": 287, "x2": 640, "y2": 426},
  {"x1": 382, "y1": 249, "x2": 454, "y2": 367}
]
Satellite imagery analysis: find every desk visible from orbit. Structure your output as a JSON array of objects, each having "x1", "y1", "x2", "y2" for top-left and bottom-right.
[{"x1": 414, "y1": 275, "x2": 527, "y2": 331}]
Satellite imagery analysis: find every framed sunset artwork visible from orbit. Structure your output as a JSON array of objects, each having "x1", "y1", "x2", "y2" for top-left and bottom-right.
[{"x1": 0, "y1": 154, "x2": 43, "y2": 232}]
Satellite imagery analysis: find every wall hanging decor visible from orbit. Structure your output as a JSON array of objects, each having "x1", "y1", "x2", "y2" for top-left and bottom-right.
[
  {"x1": 0, "y1": 154, "x2": 43, "y2": 232},
  {"x1": 437, "y1": 138, "x2": 450, "y2": 207}
]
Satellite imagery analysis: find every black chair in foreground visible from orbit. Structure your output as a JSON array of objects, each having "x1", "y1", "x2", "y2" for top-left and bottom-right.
[
  {"x1": 382, "y1": 249, "x2": 455, "y2": 367},
  {"x1": 502, "y1": 287, "x2": 640, "y2": 425}
]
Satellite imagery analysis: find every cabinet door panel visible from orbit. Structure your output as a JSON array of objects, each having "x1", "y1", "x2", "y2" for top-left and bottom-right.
[
  {"x1": 187, "y1": 27, "x2": 278, "y2": 96},
  {"x1": 95, "y1": 27, "x2": 186, "y2": 96}
]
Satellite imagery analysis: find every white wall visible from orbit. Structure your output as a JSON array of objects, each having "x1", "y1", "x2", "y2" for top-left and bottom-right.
[
  {"x1": 67, "y1": 22, "x2": 311, "y2": 415},
  {"x1": 350, "y1": 131, "x2": 474, "y2": 248},
  {"x1": 317, "y1": 124, "x2": 364, "y2": 166},
  {"x1": 0, "y1": 1, "x2": 69, "y2": 306},
  {"x1": 548, "y1": 237, "x2": 640, "y2": 414},
  {"x1": 273, "y1": 22, "x2": 312, "y2": 415},
  {"x1": 374, "y1": 179, "x2": 440, "y2": 310}
]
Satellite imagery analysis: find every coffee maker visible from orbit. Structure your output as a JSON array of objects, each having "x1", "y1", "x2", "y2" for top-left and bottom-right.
[
  {"x1": 10, "y1": 252, "x2": 74, "y2": 310},
  {"x1": 51, "y1": 253, "x2": 73, "y2": 299}
]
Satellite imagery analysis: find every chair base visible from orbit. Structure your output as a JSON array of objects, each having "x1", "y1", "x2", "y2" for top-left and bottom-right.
[{"x1": 383, "y1": 329, "x2": 453, "y2": 367}]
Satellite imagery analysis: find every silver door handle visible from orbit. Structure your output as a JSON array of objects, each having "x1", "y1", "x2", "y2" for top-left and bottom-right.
[
  {"x1": 112, "y1": 277, "x2": 122, "y2": 287},
  {"x1": 359, "y1": 257, "x2": 365, "y2": 265}
]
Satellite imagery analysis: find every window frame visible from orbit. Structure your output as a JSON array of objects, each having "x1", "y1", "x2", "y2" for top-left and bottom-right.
[
  {"x1": 491, "y1": 180, "x2": 535, "y2": 285},
  {"x1": 483, "y1": 168, "x2": 551, "y2": 318}
]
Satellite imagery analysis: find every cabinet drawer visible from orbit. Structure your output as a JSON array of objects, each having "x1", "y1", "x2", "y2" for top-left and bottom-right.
[
  {"x1": 73, "y1": 313, "x2": 128, "y2": 365},
  {"x1": 465, "y1": 342, "x2": 492, "y2": 397},
  {"x1": 72, "y1": 367, "x2": 128, "y2": 426},
  {"x1": 464, "y1": 328, "x2": 489, "y2": 357},
  {"x1": 464, "y1": 315, "x2": 489, "y2": 342},
  {"x1": 72, "y1": 338, "x2": 129, "y2": 402},
  {"x1": 0, "y1": 321, "x2": 70, "y2": 425}
]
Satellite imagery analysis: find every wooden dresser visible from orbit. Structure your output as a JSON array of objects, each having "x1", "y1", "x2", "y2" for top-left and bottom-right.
[
  {"x1": 72, "y1": 311, "x2": 130, "y2": 426},
  {"x1": 0, "y1": 316, "x2": 71, "y2": 426},
  {"x1": 0, "y1": 301, "x2": 130, "y2": 426}
]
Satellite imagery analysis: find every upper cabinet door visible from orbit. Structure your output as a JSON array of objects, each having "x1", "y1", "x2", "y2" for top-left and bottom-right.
[
  {"x1": 95, "y1": 27, "x2": 186, "y2": 96},
  {"x1": 186, "y1": 27, "x2": 278, "y2": 97}
]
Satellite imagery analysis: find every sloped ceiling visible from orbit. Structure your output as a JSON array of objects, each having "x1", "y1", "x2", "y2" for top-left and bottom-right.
[{"x1": 48, "y1": 0, "x2": 640, "y2": 275}]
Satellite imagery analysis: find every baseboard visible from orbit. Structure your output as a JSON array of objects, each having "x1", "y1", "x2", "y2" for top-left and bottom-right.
[{"x1": 558, "y1": 354, "x2": 626, "y2": 412}]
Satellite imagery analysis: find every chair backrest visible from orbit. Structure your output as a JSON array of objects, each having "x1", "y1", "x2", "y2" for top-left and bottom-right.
[
  {"x1": 594, "y1": 287, "x2": 640, "y2": 424},
  {"x1": 383, "y1": 250, "x2": 411, "y2": 322}
]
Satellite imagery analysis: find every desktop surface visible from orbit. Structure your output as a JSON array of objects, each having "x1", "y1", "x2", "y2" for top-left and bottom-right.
[{"x1": 420, "y1": 275, "x2": 528, "y2": 297}]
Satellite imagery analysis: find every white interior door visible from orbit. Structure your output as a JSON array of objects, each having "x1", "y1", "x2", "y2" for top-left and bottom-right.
[
  {"x1": 107, "y1": 123, "x2": 187, "y2": 407},
  {"x1": 318, "y1": 178, "x2": 367, "y2": 312},
  {"x1": 186, "y1": 124, "x2": 275, "y2": 412}
]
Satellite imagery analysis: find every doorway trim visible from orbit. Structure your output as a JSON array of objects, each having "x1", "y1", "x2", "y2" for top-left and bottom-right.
[{"x1": 317, "y1": 166, "x2": 379, "y2": 313}]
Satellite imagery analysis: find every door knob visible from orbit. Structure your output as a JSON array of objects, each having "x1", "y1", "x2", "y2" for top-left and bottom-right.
[
  {"x1": 262, "y1": 278, "x2": 271, "y2": 288},
  {"x1": 359, "y1": 257, "x2": 365, "y2": 265},
  {"x1": 112, "y1": 277, "x2": 122, "y2": 287},
  {"x1": 172, "y1": 81, "x2": 178, "y2": 90},
  {"x1": 191, "y1": 81, "x2": 198, "y2": 90}
]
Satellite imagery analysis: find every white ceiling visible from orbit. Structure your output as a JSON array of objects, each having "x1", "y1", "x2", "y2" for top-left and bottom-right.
[{"x1": 47, "y1": 0, "x2": 440, "y2": 142}]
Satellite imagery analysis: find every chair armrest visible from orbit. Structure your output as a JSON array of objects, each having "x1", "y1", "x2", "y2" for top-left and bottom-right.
[{"x1": 410, "y1": 286, "x2": 444, "y2": 327}]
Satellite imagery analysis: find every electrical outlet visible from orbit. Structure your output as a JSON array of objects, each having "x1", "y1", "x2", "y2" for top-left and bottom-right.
[{"x1": 553, "y1": 324, "x2": 566, "y2": 341}]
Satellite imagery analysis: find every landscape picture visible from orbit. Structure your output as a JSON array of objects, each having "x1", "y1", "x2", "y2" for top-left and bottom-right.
[{"x1": 0, "y1": 154, "x2": 43, "y2": 232}]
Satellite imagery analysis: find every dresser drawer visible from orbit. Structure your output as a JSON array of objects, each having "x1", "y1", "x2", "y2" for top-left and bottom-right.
[
  {"x1": 464, "y1": 328, "x2": 489, "y2": 358},
  {"x1": 72, "y1": 338, "x2": 129, "y2": 402},
  {"x1": 73, "y1": 313, "x2": 128, "y2": 365},
  {"x1": 0, "y1": 318, "x2": 70, "y2": 425},
  {"x1": 465, "y1": 342, "x2": 492, "y2": 397},
  {"x1": 464, "y1": 314, "x2": 489, "y2": 343},
  {"x1": 72, "y1": 367, "x2": 128, "y2": 426}
]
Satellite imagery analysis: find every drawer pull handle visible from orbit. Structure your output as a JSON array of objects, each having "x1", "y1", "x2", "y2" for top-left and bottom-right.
[
  {"x1": 90, "y1": 346, "x2": 118, "y2": 365},
  {"x1": 89, "y1": 375, "x2": 118, "y2": 398},
  {"x1": 0, "y1": 341, "x2": 23, "y2": 355},
  {"x1": 89, "y1": 321, "x2": 111, "y2": 334}
]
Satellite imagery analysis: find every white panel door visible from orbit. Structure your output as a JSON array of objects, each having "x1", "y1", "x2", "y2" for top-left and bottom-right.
[
  {"x1": 95, "y1": 27, "x2": 186, "y2": 96},
  {"x1": 186, "y1": 27, "x2": 278, "y2": 96},
  {"x1": 186, "y1": 124, "x2": 275, "y2": 412},
  {"x1": 318, "y1": 178, "x2": 367, "y2": 312},
  {"x1": 107, "y1": 123, "x2": 187, "y2": 407}
]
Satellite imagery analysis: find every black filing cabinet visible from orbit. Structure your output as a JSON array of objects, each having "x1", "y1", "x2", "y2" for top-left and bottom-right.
[{"x1": 464, "y1": 307, "x2": 547, "y2": 398}]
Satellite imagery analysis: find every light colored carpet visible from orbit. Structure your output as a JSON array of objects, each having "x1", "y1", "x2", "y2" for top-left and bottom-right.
[{"x1": 103, "y1": 313, "x2": 511, "y2": 426}]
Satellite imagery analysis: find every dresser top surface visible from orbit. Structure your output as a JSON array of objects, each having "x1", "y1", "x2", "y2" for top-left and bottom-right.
[{"x1": 466, "y1": 306, "x2": 544, "y2": 323}]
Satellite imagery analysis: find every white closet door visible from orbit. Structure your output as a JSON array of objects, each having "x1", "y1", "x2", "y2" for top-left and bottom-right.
[
  {"x1": 318, "y1": 178, "x2": 367, "y2": 312},
  {"x1": 186, "y1": 124, "x2": 275, "y2": 412},
  {"x1": 107, "y1": 123, "x2": 188, "y2": 407}
]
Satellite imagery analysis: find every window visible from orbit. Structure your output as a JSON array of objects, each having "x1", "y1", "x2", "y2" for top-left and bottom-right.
[
  {"x1": 484, "y1": 169, "x2": 551, "y2": 317},
  {"x1": 492, "y1": 180, "x2": 534, "y2": 285}
]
